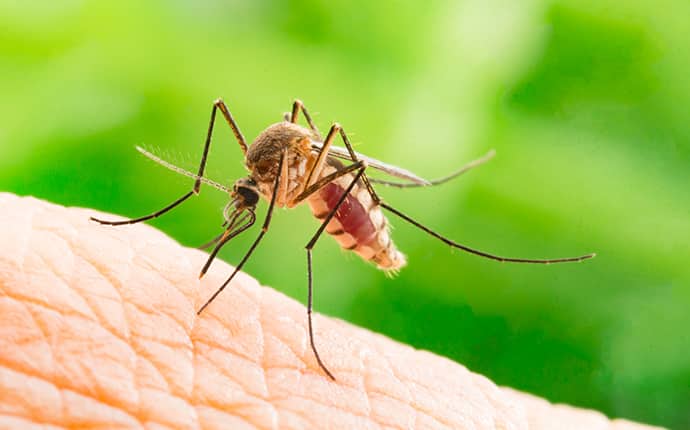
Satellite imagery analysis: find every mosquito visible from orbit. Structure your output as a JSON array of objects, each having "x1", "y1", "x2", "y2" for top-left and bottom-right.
[{"x1": 91, "y1": 99, "x2": 595, "y2": 380}]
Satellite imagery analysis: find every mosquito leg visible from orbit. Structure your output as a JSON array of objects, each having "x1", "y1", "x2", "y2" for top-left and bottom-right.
[
  {"x1": 290, "y1": 99, "x2": 322, "y2": 140},
  {"x1": 303, "y1": 123, "x2": 340, "y2": 190},
  {"x1": 369, "y1": 149, "x2": 496, "y2": 188},
  {"x1": 381, "y1": 202, "x2": 596, "y2": 263},
  {"x1": 196, "y1": 151, "x2": 286, "y2": 315},
  {"x1": 91, "y1": 99, "x2": 246, "y2": 225},
  {"x1": 90, "y1": 191, "x2": 195, "y2": 226},
  {"x1": 304, "y1": 165, "x2": 367, "y2": 381},
  {"x1": 325, "y1": 124, "x2": 593, "y2": 263},
  {"x1": 192, "y1": 98, "x2": 248, "y2": 195},
  {"x1": 291, "y1": 160, "x2": 365, "y2": 206},
  {"x1": 331, "y1": 124, "x2": 382, "y2": 204},
  {"x1": 277, "y1": 145, "x2": 290, "y2": 205},
  {"x1": 212, "y1": 98, "x2": 248, "y2": 156},
  {"x1": 327, "y1": 126, "x2": 593, "y2": 262}
]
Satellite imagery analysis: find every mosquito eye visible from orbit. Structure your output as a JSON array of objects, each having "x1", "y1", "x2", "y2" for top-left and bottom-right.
[{"x1": 237, "y1": 186, "x2": 259, "y2": 206}]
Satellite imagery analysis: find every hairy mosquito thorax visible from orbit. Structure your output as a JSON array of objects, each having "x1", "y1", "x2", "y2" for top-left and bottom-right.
[{"x1": 245, "y1": 121, "x2": 318, "y2": 207}]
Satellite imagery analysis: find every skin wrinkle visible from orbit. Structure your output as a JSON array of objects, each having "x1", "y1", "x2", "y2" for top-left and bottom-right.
[
  {"x1": 69, "y1": 245, "x2": 133, "y2": 343},
  {"x1": 31, "y1": 232, "x2": 85, "y2": 317},
  {"x1": 59, "y1": 388, "x2": 142, "y2": 429},
  {"x1": 138, "y1": 387, "x2": 200, "y2": 430},
  {"x1": 190, "y1": 355, "x2": 275, "y2": 425},
  {"x1": 258, "y1": 315, "x2": 281, "y2": 430},
  {"x1": 0, "y1": 300, "x2": 52, "y2": 379},
  {"x1": 123, "y1": 253, "x2": 190, "y2": 332},
  {"x1": 266, "y1": 333, "x2": 372, "y2": 405},
  {"x1": 273, "y1": 399, "x2": 377, "y2": 430},
  {"x1": 0, "y1": 415, "x2": 65, "y2": 430},
  {"x1": 79, "y1": 235, "x2": 150, "y2": 426},
  {"x1": 126, "y1": 306, "x2": 186, "y2": 396},
  {"x1": 129, "y1": 332, "x2": 198, "y2": 425},
  {"x1": 16, "y1": 296, "x2": 59, "y2": 409},
  {"x1": 360, "y1": 337, "x2": 447, "y2": 428},
  {"x1": 367, "y1": 393, "x2": 415, "y2": 430},
  {"x1": 275, "y1": 392, "x2": 385, "y2": 427},
  {"x1": 0, "y1": 289, "x2": 95, "y2": 326},
  {"x1": 1, "y1": 363, "x2": 142, "y2": 429},
  {"x1": 29, "y1": 251, "x2": 100, "y2": 323},
  {"x1": 357, "y1": 368, "x2": 374, "y2": 424},
  {"x1": 0, "y1": 194, "x2": 667, "y2": 430},
  {"x1": 195, "y1": 296, "x2": 277, "y2": 428},
  {"x1": 0, "y1": 365, "x2": 61, "y2": 427},
  {"x1": 119, "y1": 234, "x2": 199, "y2": 409},
  {"x1": 269, "y1": 381, "x2": 375, "y2": 423},
  {"x1": 262, "y1": 326, "x2": 308, "y2": 372},
  {"x1": 371, "y1": 339, "x2": 499, "y2": 429},
  {"x1": 52, "y1": 314, "x2": 139, "y2": 421},
  {"x1": 0, "y1": 305, "x2": 62, "y2": 422},
  {"x1": 194, "y1": 405, "x2": 261, "y2": 430},
  {"x1": 248, "y1": 288, "x2": 281, "y2": 430},
  {"x1": 123, "y1": 296, "x2": 190, "y2": 348},
  {"x1": 49, "y1": 280, "x2": 133, "y2": 362},
  {"x1": 193, "y1": 337, "x2": 260, "y2": 371},
  {"x1": 363, "y1": 345, "x2": 416, "y2": 428},
  {"x1": 131, "y1": 340, "x2": 179, "y2": 394},
  {"x1": 193, "y1": 340, "x2": 268, "y2": 400},
  {"x1": 195, "y1": 324, "x2": 269, "y2": 395},
  {"x1": 18, "y1": 202, "x2": 142, "y2": 427},
  {"x1": 131, "y1": 240, "x2": 199, "y2": 331}
]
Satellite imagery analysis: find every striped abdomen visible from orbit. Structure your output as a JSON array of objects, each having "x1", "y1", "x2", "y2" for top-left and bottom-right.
[{"x1": 306, "y1": 160, "x2": 406, "y2": 272}]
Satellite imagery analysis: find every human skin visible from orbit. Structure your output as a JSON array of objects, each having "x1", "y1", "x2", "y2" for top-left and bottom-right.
[{"x1": 0, "y1": 193, "x2": 664, "y2": 430}]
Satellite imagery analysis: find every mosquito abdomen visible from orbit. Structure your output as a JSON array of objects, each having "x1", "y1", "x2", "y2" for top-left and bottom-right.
[{"x1": 307, "y1": 166, "x2": 406, "y2": 272}]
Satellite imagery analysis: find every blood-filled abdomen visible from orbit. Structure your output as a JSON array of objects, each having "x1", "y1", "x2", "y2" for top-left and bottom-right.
[{"x1": 306, "y1": 169, "x2": 406, "y2": 272}]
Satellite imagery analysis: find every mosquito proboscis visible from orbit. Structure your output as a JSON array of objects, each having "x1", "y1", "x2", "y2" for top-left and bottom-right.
[{"x1": 91, "y1": 99, "x2": 595, "y2": 380}]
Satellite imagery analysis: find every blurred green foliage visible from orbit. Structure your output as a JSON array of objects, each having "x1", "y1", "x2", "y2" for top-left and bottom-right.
[{"x1": 1, "y1": 1, "x2": 688, "y2": 427}]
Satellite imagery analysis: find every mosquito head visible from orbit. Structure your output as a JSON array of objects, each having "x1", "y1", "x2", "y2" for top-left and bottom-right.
[
  {"x1": 231, "y1": 177, "x2": 260, "y2": 210},
  {"x1": 221, "y1": 177, "x2": 260, "y2": 228}
]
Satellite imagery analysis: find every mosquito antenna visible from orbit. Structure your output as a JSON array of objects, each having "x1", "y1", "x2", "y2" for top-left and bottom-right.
[
  {"x1": 135, "y1": 146, "x2": 231, "y2": 193},
  {"x1": 370, "y1": 149, "x2": 496, "y2": 188},
  {"x1": 381, "y1": 203, "x2": 595, "y2": 263}
]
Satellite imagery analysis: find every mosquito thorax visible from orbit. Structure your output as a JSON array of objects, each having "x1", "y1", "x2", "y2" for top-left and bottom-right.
[{"x1": 246, "y1": 122, "x2": 315, "y2": 181}]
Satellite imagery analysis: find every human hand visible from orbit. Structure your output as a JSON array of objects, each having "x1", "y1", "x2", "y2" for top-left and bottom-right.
[{"x1": 0, "y1": 193, "x2": 664, "y2": 429}]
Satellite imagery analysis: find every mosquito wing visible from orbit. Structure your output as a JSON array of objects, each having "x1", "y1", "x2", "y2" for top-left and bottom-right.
[{"x1": 311, "y1": 142, "x2": 431, "y2": 185}]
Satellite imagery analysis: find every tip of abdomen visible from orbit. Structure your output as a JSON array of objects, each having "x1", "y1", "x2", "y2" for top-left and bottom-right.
[{"x1": 375, "y1": 249, "x2": 407, "y2": 275}]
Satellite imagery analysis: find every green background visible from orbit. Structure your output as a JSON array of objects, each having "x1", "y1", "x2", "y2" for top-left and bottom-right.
[{"x1": 1, "y1": 1, "x2": 688, "y2": 428}]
